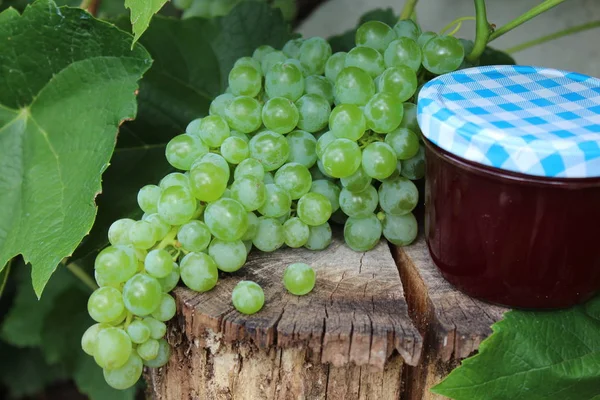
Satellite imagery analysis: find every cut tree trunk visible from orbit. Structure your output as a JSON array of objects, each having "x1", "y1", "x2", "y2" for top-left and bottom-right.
[{"x1": 146, "y1": 232, "x2": 507, "y2": 399}]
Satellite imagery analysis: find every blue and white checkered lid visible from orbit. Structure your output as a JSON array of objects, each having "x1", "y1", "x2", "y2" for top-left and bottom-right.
[{"x1": 417, "y1": 65, "x2": 600, "y2": 178}]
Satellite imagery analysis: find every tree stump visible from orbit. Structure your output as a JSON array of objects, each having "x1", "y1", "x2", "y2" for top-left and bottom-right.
[{"x1": 146, "y1": 232, "x2": 507, "y2": 399}]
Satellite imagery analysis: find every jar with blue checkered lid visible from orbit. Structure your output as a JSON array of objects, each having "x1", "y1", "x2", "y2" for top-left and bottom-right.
[{"x1": 417, "y1": 65, "x2": 600, "y2": 309}]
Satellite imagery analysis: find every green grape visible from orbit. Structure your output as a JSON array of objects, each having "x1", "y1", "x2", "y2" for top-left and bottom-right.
[
  {"x1": 144, "y1": 339, "x2": 171, "y2": 368},
  {"x1": 297, "y1": 192, "x2": 332, "y2": 226},
  {"x1": 143, "y1": 317, "x2": 167, "y2": 340},
  {"x1": 81, "y1": 323, "x2": 106, "y2": 356},
  {"x1": 283, "y1": 263, "x2": 316, "y2": 295},
  {"x1": 344, "y1": 214, "x2": 382, "y2": 252},
  {"x1": 261, "y1": 50, "x2": 288, "y2": 74},
  {"x1": 340, "y1": 167, "x2": 372, "y2": 193},
  {"x1": 262, "y1": 97, "x2": 299, "y2": 134},
  {"x1": 230, "y1": 130, "x2": 250, "y2": 142},
  {"x1": 104, "y1": 353, "x2": 143, "y2": 390},
  {"x1": 225, "y1": 96, "x2": 263, "y2": 133},
  {"x1": 228, "y1": 64, "x2": 262, "y2": 97},
  {"x1": 88, "y1": 286, "x2": 125, "y2": 323},
  {"x1": 286, "y1": 130, "x2": 318, "y2": 168},
  {"x1": 285, "y1": 57, "x2": 310, "y2": 77},
  {"x1": 186, "y1": 118, "x2": 202, "y2": 135},
  {"x1": 321, "y1": 138, "x2": 361, "y2": 178},
  {"x1": 95, "y1": 245, "x2": 137, "y2": 285},
  {"x1": 159, "y1": 172, "x2": 190, "y2": 190},
  {"x1": 158, "y1": 185, "x2": 197, "y2": 225},
  {"x1": 257, "y1": 183, "x2": 292, "y2": 217},
  {"x1": 298, "y1": 37, "x2": 332, "y2": 75},
  {"x1": 137, "y1": 339, "x2": 159, "y2": 361},
  {"x1": 282, "y1": 38, "x2": 304, "y2": 58},
  {"x1": 364, "y1": 92, "x2": 403, "y2": 133},
  {"x1": 398, "y1": 102, "x2": 420, "y2": 133},
  {"x1": 325, "y1": 52, "x2": 347, "y2": 82},
  {"x1": 263, "y1": 171, "x2": 275, "y2": 184},
  {"x1": 178, "y1": 221, "x2": 211, "y2": 252},
  {"x1": 422, "y1": 35, "x2": 465, "y2": 75},
  {"x1": 362, "y1": 142, "x2": 397, "y2": 179},
  {"x1": 378, "y1": 66, "x2": 418, "y2": 102},
  {"x1": 221, "y1": 136, "x2": 250, "y2": 164},
  {"x1": 249, "y1": 131, "x2": 290, "y2": 171},
  {"x1": 274, "y1": 163, "x2": 312, "y2": 200},
  {"x1": 189, "y1": 161, "x2": 228, "y2": 203},
  {"x1": 143, "y1": 214, "x2": 171, "y2": 241},
  {"x1": 310, "y1": 164, "x2": 331, "y2": 181},
  {"x1": 334, "y1": 67, "x2": 375, "y2": 106},
  {"x1": 232, "y1": 281, "x2": 265, "y2": 316},
  {"x1": 128, "y1": 220, "x2": 157, "y2": 250},
  {"x1": 205, "y1": 198, "x2": 249, "y2": 241},
  {"x1": 339, "y1": 185, "x2": 378, "y2": 218},
  {"x1": 417, "y1": 31, "x2": 437, "y2": 48},
  {"x1": 158, "y1": 264, "x2": 180, "y2": 292},
  {"x1": 234, "y1": 158, "x2": 265, "y2": 181},
  {"x1": 208, "y1": 239, "x2": 247, "y2": 272},
  {"x1": 94, "y1": 327, "x2": 132, "y2": 370},
  {"x1": 345, "y1": 46, "x2": 385, "y2": 78},
  {"x1": 329, "y1": 104, "x2": 366, "y2": 141},
  {"x1": 144, "y1": 249, "x2": 174, "y2": 279},
  {"x1": 400, "y1": 146, "x2": 425, "y2": 180},
  {"x1": 252, "y1": 44, "x2": 276, "y2": 62},
  {"x1": 123, "y1": 274, "x2": 162, "y2": 316},
  {"x1": 384, "y1": 37, "x2": 422, "y2": 72},
  {"x1": 253, "y1": 217, "x2": 284, "y2": 252},
  {"x1": 137, "y1": 185, "x2": 161, "y2": 214},
  {"x1": 385, "y1": 127, "x2": 420, "y2": 160},
  {"x1": 382, "y1": 212, "x2": 418, "y2": 246},
  {"x1": 304, "y1": 75, "x2": 334, "y2": 104},
  {"x1": 234, "y1": 56, "x2": 263, "y2": 74},
  {"x1": 283, "y1": 217, "x2": 310, "y2": 248},
  {"x1": 378, "y1": 177, "x2": 418, "y2": 215},
  {"x1": 126, "y1": 320, "x2": 150, "y2": 344},
  {"x1": 243, "y1": 240, "x2": 253, "y2": 254},
  {"x1": 265, "y1": 61, "x2": 304, "y2": 101},
  {"x1": 151, "y1": 293, "x2": 177, "y2": 322},
  {"x1": 355, "y1": 20, "x2": 396, "y2": 52},
  {"x1": 231, "y1": 176, "x2": 267, "y2": 211},
  {"x1": 393, "y1": 19, "x2": 421, "y2": 41},
  {"x1": 180, "y1": 252, "x2": 219, "y2": 292},
  {"x1": 165, "y1": 134, "x2": 209, "y2": 170},
  {"x1": 295, "y1": 94, "x2": 331, "y2": 133},
  {"x1": 310, "y1": 179, "x2": 340, "y2": 212},
  {"x1": 241, "y1": 212, "x2": 259, "y2": 241},
  {"x1": 209, "y1": 93, "x2": 235, "y2": 117},
  {"x1": 316, "y1": 130, "x2": 336, "y2": 158},
  {"x1": 198, "y1": 115, "x2": 230, "y2": 148},
  {"x1": 305, "y1": 222, "x2": 332, "y2": 250},
  {"x1": 108, "y1": 218, "x2": 134, "y2": 246}
]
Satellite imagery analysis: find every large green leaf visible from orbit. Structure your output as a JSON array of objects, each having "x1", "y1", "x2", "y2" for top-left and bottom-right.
[
  {"x1": 72, "y1": 2, "x2": 293, "y2": 263},
  {"x1": 432, "y1": 296, "x2": 600, "y2": 400},
  {"x1": 0, "y1": 0, "x2": 151, "y2": 296},
  {"x1": 125, "y1": 0, "x2": 168, "y2": 44}
]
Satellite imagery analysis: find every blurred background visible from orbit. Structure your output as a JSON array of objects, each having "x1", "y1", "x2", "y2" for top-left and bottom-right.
[{"x1": 299, "y1": 0, "x2": 600, "y2": 77}]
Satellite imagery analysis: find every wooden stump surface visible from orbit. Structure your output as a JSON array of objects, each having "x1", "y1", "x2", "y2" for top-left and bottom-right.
[{"x1": 147, "y1": 232, "x2": 508, "y2": 400}]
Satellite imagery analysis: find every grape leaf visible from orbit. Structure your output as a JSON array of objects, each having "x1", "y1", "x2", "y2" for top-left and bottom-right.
[
  {"x1": 71, "y1": 2, "x2": 293, "y2": 263},
  {"x1": 0, "y1": 0, "x2": 151, "y2": 296},
  {"x1": 329, "y1": 8, "x2": 397, "y2": 52},
  {"x1": 125, "y1": 0, "x2": 168, "y2": 44},
  {"x1": 432, "y1": 296, "x2": 600, "y2": 400}
]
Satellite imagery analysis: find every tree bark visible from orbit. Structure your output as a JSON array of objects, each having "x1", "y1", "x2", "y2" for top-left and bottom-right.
[{"x1": 146, "y1": 232, "x2": 507, "y2": 399}]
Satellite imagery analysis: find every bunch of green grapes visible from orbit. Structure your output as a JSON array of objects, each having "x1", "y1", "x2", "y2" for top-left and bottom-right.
[
  {"x1": 174, "y1": 0, "x2": 296, "y2": 21},
  {"x1": 81, "y1": 18, "x2": 465, "y2": 390}
]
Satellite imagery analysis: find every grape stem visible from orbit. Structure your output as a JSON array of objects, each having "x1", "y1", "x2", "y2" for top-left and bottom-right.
[
  {"x1": 155, "y1": 227, "x2": 179, "y2": 250},
  {"x1": 466, "y1": 0, "x2": 490, "y2": 63},
  {"x1": 0, "y1": 261, "x2": 12, "y2": 299},
  {"x1": 66, "y1": 262, "x2": 99, "y2": 292},
  {"x1": 488, "y1": 0, "x2": 568, "y2": 42},
  {"x1": 400, "y1": 0, "x2": 419, "y2": 20},
  {"x1": 124, "y1": 312, "x2": 133, "y2": 329},
  {"x1": 504, "y1": 20, "x2": 600, "y2": 54},
  {"x1": 439, "y1": 16, "x2": 475, "y2": 35}
]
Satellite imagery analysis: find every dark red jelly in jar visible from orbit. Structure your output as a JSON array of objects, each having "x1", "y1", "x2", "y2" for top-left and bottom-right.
[{"x1": 417, "y1": 65, "x2": 600, "y2": 309}]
